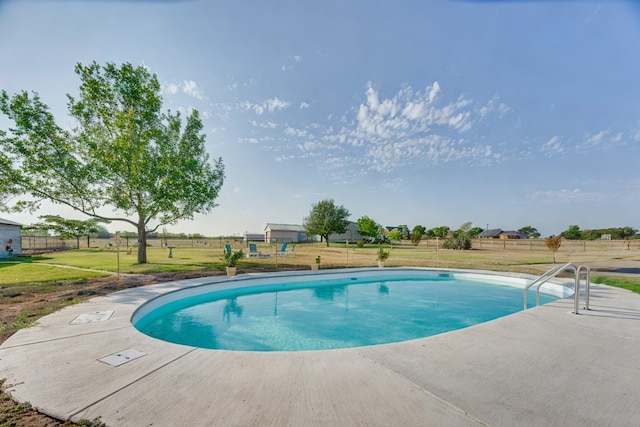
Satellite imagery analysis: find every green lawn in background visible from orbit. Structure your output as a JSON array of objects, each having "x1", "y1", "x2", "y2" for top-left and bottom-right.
[{"x1": 0, "y1": 263, "x2": 108, "y2": 286}]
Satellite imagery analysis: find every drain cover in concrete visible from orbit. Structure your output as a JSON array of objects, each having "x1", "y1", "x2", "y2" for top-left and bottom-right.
[
  {"x1": 99, "y1": 349, "x2": 147, "y2": 366},
  {"x1": 70, "y1": 310, "x2": 114, "y2": 325}
]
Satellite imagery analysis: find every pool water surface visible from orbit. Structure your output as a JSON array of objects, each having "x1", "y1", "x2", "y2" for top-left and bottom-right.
[{"x1": 134, "y1": 270, "x2": 560, "y2": 351}]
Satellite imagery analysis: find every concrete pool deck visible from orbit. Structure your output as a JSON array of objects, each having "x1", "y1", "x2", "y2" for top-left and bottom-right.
[{"x1": 1, "y1": 269, "x2": 639, "y2": 426}]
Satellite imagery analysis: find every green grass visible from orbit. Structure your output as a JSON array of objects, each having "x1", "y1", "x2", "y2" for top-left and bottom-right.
[
  {"x1": 592, "y1": 276, "x2": 640, "y2": 294},
  {"x1": 31, "y1": 247, "x2": 222, "y2": 274},
  {"x1": 0, "y1": 263, "x2": 108, "y2": 286}
]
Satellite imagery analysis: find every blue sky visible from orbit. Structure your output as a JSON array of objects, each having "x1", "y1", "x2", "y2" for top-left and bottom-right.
[{"x1": 1, "y1": 0, "x2": 639, "y2": 237}]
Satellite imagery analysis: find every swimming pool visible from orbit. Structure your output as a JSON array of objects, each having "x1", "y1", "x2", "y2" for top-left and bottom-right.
[{"x1": 133, "y1": 268, "x2": 569, "y2": 351}]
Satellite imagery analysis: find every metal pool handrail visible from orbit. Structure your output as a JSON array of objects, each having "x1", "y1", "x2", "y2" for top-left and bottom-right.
[{"x1": 524, "y1": 262, "x2": 591, "y2": 313}]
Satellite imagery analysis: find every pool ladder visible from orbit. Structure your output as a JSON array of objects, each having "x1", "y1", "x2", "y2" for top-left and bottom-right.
[{"x1": 523, "y1": 262, "x2": 591, "y2": 314}]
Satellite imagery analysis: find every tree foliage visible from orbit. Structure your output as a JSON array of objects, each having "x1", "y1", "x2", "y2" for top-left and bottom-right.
[
  {"x1": 560, "y1": 225, "x2": 582, "y2": 240},
  {"x1": 469, "y1": 227, "x2": 484, "y2": 238},
  {"x1": 411, "y1": 225, "x2": 426, "y2": 246},
  {"x1": 545, "y1": 236, "x2": 562, "y2": 263},
  {"x1": 518, "y1": 226, "x2": 540, "y2": 239},
  {"x1": 564, "y1": 226, "x2": 638, "y2": 240},
  {"x1": 388, "y1": 228, "x2": 403, "y2": 244},
  {"x1": 304, "y1": 199, "x2": 350, "y2": 247},
  {"x1": 356, "y1": 215, "x2": 383, "y2": 239},
  {"x1": 0, "y1": 62, "x2": 225, "y2": 263},
  {"x1": 442, "y1": 222, "x2": 473, "y2": 250},
  {"x1": 29, "y1": 215, "x2": 107, "y2": 249},
  {"x1": 427, "y1": 226, "x2": 450, "y2": 239}
]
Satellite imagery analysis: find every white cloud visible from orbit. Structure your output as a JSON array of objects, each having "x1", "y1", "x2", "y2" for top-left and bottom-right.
[
  {"x1": 526, "y1": 188, "x2": 604, "y2": 204},
  {"x1": 163, "y1": 80, "x2": 205, "y2": 100},
  {"x1": 250, "y1": 120, "x2": 277, "y2": 129},
  {"x1": 183, "y1": 80, "x2": 204, "y2": 100},
  {"x1": 241, "y1": 97, "x2": 290, "y2": 115},
  {"x1": 427, "y1": 81, "x2": 440, "y2": 103},
  {"x1": 284, "y1": 127, "x2": 307, "y2": 137},
  {"x1": 265, "y1": 97, "x2": 289, "y2": 112},
  {"x1": 610, "y1": 132, "x2": 623, "y2": 143},
  {"x1": 300, "y1": 102, "x2": 310, "y2": 109},
  {"x1": 541, "y1": 135, "x2": 564, "y2": 156},
  {"x1": 164, "y1": 82, "x2": 179, "y2": 95},
  {"x1": 585, "y1": 129, "x2": 609, "y2": 146}
]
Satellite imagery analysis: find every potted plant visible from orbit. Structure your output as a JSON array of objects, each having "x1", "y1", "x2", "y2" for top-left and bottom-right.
[
  {"x1": 311, "y1": 255, "x2": 321, "y2": 271},
  {"x1": 376, "y1": 247, "x2": 390, "y2": 268},
  {"x1": 224, "y1": 247, "x2": 244, "y2": 276}
]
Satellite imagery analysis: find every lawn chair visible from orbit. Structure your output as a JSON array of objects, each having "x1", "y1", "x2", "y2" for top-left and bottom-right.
[
  {"x1": 276, "y1": 242, "x2": 289, "y2": 256},
  {"x1": 247, "y1": 243, "x2": 260, "y2": 258}
]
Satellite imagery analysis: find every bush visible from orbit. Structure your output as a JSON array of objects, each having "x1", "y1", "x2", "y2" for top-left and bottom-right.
[
  {"x1": 442, "y1": 236, "x2": 472, "y2": 250},
  {"x1": 377, "y1": 247, "x2": 390, "y2": 261}
]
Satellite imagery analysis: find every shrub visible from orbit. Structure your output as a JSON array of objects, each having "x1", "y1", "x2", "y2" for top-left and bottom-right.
[{"x1": 377, "y1": 247, "x2": 390, "y2": 261}]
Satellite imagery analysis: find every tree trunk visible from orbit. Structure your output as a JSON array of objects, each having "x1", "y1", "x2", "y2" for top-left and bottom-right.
[
  {"x1": 137, "y1": 221, "x2": 147, "y2": 264},
  {"x1": 324, "y1": 235, "x2": 330, "y2": 247},
  {"x1": 86, "y1": 235, "x2": 90, "y2": 249}
]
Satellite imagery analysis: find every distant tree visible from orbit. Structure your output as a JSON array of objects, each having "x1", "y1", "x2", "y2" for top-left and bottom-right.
[
  {"x1": 388, "y1": 228, "x2": 403, "y2": 244},
  {"x1": 560, "y1": 225, "x2": 581, "y2": 240},
  {"x1": 304, "y1": 199, "x2": 350, "y2": 247},
  {"x1": 518, "y1": 226, "x2": 540, "y2": 239},
  {"x1": 469, "y1": 227, "x2": 484, "y2": 238},
  {"x1": 0, "y1": 61, "x2": 225, "y2": 264},
  {"x1": 427, "y1": 226, "x2": 450, "y2": 239},
  {"x1": 398, "y1": 224, "x2": 410, "y2": 240},
  {"x1": 411, "y1": 225, "x2": 426, "y2": 246},
  {"x1": 22, "y1": 224, "x2": 51, "y2": 236},
  {"x1": 442, "y1": 222, "x2": 473, "y2": 250},
  {"x1": 545, "y1": 236, "x2": 562, "y2": 263},
  {"x1": 30, "y1": 215, "x2": 107, "y2": 249},
  {"x1": 356, "y1": 216, "x2": 383, "y2": 240},
  {"x1": 616, "y1": 226, "x2": 638, "y2": 240}
]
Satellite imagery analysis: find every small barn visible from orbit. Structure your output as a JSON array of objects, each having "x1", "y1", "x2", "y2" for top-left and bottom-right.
[
  {"x1": 329, "y1": 222, "x2": 363, "y2": 243},
  {"x1": 243, "y1": 232, "x2": 266, "y2": 243},
  {"x1": 264, "y1": 223, "x2": 307, "y2": 243},
  {"x1": 0, "y1": 217, "x2": 22, "y2": 257}
]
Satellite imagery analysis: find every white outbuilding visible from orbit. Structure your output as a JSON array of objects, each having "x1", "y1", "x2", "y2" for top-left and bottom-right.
[{"x1": 0, "y1": 217, "x2": 22, "y2": 257}]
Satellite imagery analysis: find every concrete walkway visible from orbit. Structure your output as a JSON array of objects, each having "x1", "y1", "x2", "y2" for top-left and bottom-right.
[{"x1": 1, "y1": 270, "x2": 639, "y2": 426}]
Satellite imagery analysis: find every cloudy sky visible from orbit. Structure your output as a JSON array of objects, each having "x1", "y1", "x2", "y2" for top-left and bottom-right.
[{"x1": 1, "y1": 0, "x2": 639, "y2": 237}]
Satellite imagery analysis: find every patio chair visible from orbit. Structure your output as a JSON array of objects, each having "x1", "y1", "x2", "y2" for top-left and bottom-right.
[
  {"x1": 276, "y1": 242, "x2": 289, "y2": 256},
  {"x1": 247, "y1": 244, "x2": 261, "y2": 258}
]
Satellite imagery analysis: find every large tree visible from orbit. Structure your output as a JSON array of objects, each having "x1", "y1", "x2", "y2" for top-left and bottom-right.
[
  {"x1": 0, "y1": 62, "x2": 225, "y2": 263},
  {"x1": 356, "y1": 215, "x2": 383, "y2": 240},
  {"x1": 304, "y1": 199, "x2": 350, "y2": 247}
]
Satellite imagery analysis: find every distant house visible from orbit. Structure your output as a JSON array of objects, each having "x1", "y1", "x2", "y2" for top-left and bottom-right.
[
  {"x1": 499, "y1": 231, "x2": 523, "y2": 239},
  {"x1": 0, "y1": 217, "x2": 22, "y2": 256},
  {"x1": 264, "y1": 223, "x2": 307, "y2": 243},
  {"x1": 478, "y1": 228, "x2": 525, "y2": 239},
  {"x1": 478, "y1": 229, "x2": 503, "y2": 239}
]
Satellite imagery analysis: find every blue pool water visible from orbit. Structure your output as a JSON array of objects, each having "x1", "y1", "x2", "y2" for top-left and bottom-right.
[{"x1": 133, "y1": 271, "x2": 559, "y2": 351}]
